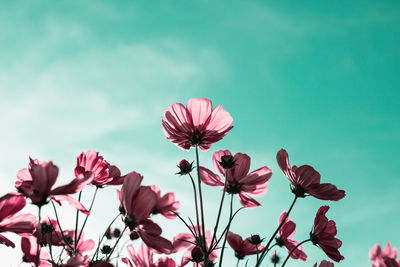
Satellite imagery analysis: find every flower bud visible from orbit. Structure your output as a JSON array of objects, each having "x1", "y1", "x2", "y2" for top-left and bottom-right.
[
  {"x1": 176, "y1": 160, "x2": 194, "y2": 175},
  {"x1": 271, "y1": 253, "x2": 280, "y2": 264},
  {"x1": 129, "y1": 231, "x2": 140, "y2": 240},
  {"x1": 113, "y1": 228, "x2": 121, "y2": 238},
  {"x1": 191, "y1": 246, "x2": 204, "y2": 263},
  {"x1": 101, "y1": 245, "x2": 112, "y2": 254},
  {"x1": 247, "y1": 234, "x2": 262, "y2": 245},
  {"x1": 218, "y1": 155, "x2": 236, "y2": 169},
  {"x1": 105, "y1": 227, "x2": 112, "y2": 239}
]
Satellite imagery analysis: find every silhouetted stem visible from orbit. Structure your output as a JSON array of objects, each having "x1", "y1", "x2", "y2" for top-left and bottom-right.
[
  {"x1": 236, "y1": 258, "x2": 240, "y2": 267},
  {"x1": 281, "y1": 239, "x2": 311, "y2": 267},
  {"x1": 106, "y1": 226, "x2": 127, "y2": 260},
  {"x1": 218, "y1": 194, "x2": 234, "y2": 267},
  {"x1": 188, "y1": 173, "x2": 201, "y2": 235},
  {"x1": 210, "y1": 168, "x2": 229, "y2": 253},
  {"x1": 92, "y1": 213, "x2": 120, "y2": 261},
  {"x1": 35, "y1": 206, "x2": 42, "y2": 267},
  {"x1": 50, "y1": 201, "x2": 74, "y2": 251},
  {"x1": 256, "y1": 196, "x2": 298, "y2": 266},
  {"x1": 74, "y1": 191, "x2": 82, "y2": 254},
  {"x1": 76, "y1": 187, "x2": 98, "y2": 245},
  {"x1": 195, "y1": 146, "x2": 207, "y2": 257}
]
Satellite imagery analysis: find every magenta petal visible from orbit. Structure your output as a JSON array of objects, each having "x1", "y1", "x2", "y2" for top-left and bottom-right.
[
  {"x1": 186, "y1": 98, "x2": 212, "y2": 128},
  {"x1": 231, "y1": 153, "x2": 251, "y2": 180},
  {"x1": 50, "y1": 173, "x2": 94, "y2": 195},
  {"x1": 138, "y1": 229, "x2": 174, "y2": 254},
  {"x1": 205, "y1": 105, "x2": 233, "y2": 134},
  {"x1": 238, "y1": 193, "x2": 261, "y2": 208},
  {"x1": 50, "y1": 195, "x2": 90, "y2": 215},
  {"x1": 130, "y1": 187, "x2": 157, "y2": 221},
  {"x1": 0, "y1": 194, "x2": 26, "y2": 221},
  {"x1": 308, "y1": 183, "x2": 346, "y2": 201},
  {"x1": 0, "y1": 234, "x2": 15, "y2": 247},
  {"x1": 199, "y1": 167, "x2": 224, "y2": 187},
  {"x1": 212, "y1": 150, "x2": 232, "y2": 177}
]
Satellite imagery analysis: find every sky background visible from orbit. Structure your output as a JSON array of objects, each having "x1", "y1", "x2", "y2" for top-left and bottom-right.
[{"x1": 0, "y1": 0, "x2": 399, "y2": 266}]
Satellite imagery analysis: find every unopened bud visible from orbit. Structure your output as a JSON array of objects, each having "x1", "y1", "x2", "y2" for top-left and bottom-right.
[
  {"x1": 191, "y1": 246, "x2": 204, "y2": 263},
  {"x1": 247, "y1": 234, "x2": 262, "y2": 245},
  {"x1": 176, "y1": 160, "x2": 194, "y2": 175},
  {"x1": 113, "y1": 228, "x2": 121, "y2": 238},
  {"x1": 129, "y1": 231, "x2": 140, "y2": 240},
  {"x1": 101, "y1": 245, "x2": 112, "y2": 254}
]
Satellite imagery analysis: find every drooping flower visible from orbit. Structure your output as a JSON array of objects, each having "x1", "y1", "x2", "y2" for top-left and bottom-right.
[
  {"x1": 310, "y1": 206, "x2": 344, "y2": 262},
  {"x1": 172, "y1": 226, "x2": 219, "y2": 266},
  {"x1": 150, "y1": 185, "x2": 180, "y2": 219},
  {"x1": 277, "y1": 149, "x2": 345, "y2": 201},
  {"x1": 199, "y1": 150, "x2": 272, "y2": 208},
  {"x1": 313, "y1": 260, "x2": 334, "y2": 267},
  {"x1": 370, "y1": 243, "x2": 399, "y2": 267},
  {"x1": 0, "y1": 194, "x2": 36, "y2": 248},
  {"x1": 162, "y1": 98, "x2": 233, "y2": 151},
  {"x1": 75, "y1": 150, "x2": 125, "y2": 186},
  {"x1": 118, "y1": 172, "x2": 173, "y2": 254},
  {"x1": 275, "y1": 211, "x2": 307, "y2": 261},
  {"x1": 227, "y1": 231, "x2": 265, "y2": 260},
  {"x1": 15, "y1": 158, "x2": 92, "y2": 213}
]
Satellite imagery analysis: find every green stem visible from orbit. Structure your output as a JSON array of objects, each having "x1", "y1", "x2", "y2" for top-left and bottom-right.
[
  {"x1": 76, "y1": 187, "x2": 98, "y2": 245},
  {"x1": 188, "y1": 173, "x2": 201, "y2": 236},
  {"x1": 281, "y1": 239, "x2": 311, "y2": 267},
  {"x1": 92, "y1": 213, "x2": 120, "y2": 261},
  {"x1": 195, "y1": 146, "x2": 207, "y2": 257},
  {"x1": 218, "y1": 194, "x2": 234, "y2": 267},
  {"x1": 106, "y1": 226, "x2": 127, "y2": 260},
  {"x1": 235, "y1": 258, "x2": 240, "y2": 267},
  {"x1": 256, "y1": 196, "x2": 298, "y2": 266},
  {"x1": 50, "y1": 201, "x2": 73, "y2": 251},
  {"x1": 74, "y1": 191, "x2": 82, "y2": 254},
  {"x1": 35, "y1": 206, "x2": 42, "y2": 267}
]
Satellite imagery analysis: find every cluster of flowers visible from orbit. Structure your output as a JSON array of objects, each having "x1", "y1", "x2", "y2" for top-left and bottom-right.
[{"x1": 0, "y1": 97, "x2": 387, "y2": 266}]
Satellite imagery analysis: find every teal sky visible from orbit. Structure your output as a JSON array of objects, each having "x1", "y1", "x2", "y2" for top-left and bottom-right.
[{"x1": 0, "y1": 1, "x2": 399, "y2": 266}]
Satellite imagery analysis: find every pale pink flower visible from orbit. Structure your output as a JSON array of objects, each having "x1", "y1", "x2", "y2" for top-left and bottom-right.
[
  {"x1": 15, "y1": 159, "x2": 92, "y2": 213},
  {"x1": 75, "y1": 150, "x2": 125, "y2": 186},
  {"x1": 150, "y1": 185, "x2": 180, "y2": 219},
  {"x1": 122, "y1": 244, "x2": 178, "y2": 267},
  {"x1": 370, "y1": 243, "x2": 399, "y2": 267},
  {"x1": 119, "y1": 172, "x2": 173, "y2": 253},
  {"x1": 310, "y1": 206, "x2": 344, "y2": 262},
  {"x1": 314, "y1": 260, "x2": 334, "y2": 267},
  {"x1": 0, "y1": 194, "x2": 35, "y2": 248},
  {"x1": 21, "y1": 236, "x2": 52, "y2": 267},
  {"x1": 199, "y1": 150, "x2": 272, "y2": 208},
  {"x1": 227, "y1": 231, "x2": 265, "y2": 259},
  {"x1": 162, "y1": 98, "x2": 233, "y2": 151},
  {"x1": 63, "y1": 230, "x2": 95, "y2": 255},
  {"x1": 275, "y1": 211, "x2": 307, "y2": 261},
  {"x1": 277, "y1": 149, "x2": 345, "y2": 201}
]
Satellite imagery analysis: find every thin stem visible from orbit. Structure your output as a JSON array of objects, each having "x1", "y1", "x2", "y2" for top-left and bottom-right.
[
  {"x1": 74, "y1": 191, "x2": 82, "y2": 254},
  {"x1": 210, "y1": 168, "x2": 229, "y2": 253},
  {"x1": 195, "y1": 146, "x2": 207, "y2": 255},
  {"x1": 92, "y1": 213, "x2": 121, "y2": 261},
  {"x1": 281, "y1": 239, "x2": 311, "y2": 267},
  {"x1": 211, "y1": 207, "x2": 244, "y2": 251},
  {"x1": 218, "y1": 194, "x2": 234, "y2": 267},
  {"x1": 106, "y1": 226, "x2": 127, "y2": 260},
  {"x1": 256, "y1": 196, "x2": 298, "y2": 266},
  {"x1": 235, "y1": 258, "x2": 240, "y2": 267},
  {"x1": 47, "y1": 234, "x2": 54, "y2": 263},
  {"x1": 188, "y1": 173, "x2": 201, "y2": 233},
  {"x1": 35, "y1": 206, "x2": 42, "y2": 267},
  {"x1": 256, "y1": 244, "x2": 259, "y2": 262},
  {"x1": 76, "y1": 187, "x2": 99, "y2": 244},
  {"x1": 50, "y1": 201, "x2": 74, "y2": 250}
]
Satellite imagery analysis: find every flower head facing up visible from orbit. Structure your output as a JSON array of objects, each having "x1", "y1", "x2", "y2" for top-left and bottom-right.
[
  {"x1": 275, "y1": 211, "x2": 307, "y2": 261},
  {"x1": 162, "y1": 98, "x2": 233, "y2": 151},
  {"x1": 227, "y1": 231, "x2": 265, "y2": 260},
  {"x1": 199, "y1": 150, "x2": 272, "y2": 208},
  {"x1": 277, "y1": 149, "x2": 345, "y2": 201},
  {"x1": 310, "y1": 206, "x2": 344, "y2": 262}
]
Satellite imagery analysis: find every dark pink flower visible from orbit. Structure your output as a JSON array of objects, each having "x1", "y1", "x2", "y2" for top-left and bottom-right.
[
  {"x1": 119, "y1": 172, "x2": 173, "y2": 254},
  {"x1": 313, "y1": 260, "x2": 334, "y2": 267},
  {"x1": 162, "y1": 98, "x2": 233, "y2": 151},
  {"x1": 75, "y1": 150, "x2": 124, "y2": 186},
  {"x1": 370, "y1": 243, "x2": 399, "y2": 267},
  {"x1": 199, "y1": 150, "x2": 272, "y2": 208},
  {"x1": 57, "y1": 255, "x2": 91, "y2": 267},
  {"x1": 0, "y1": 194, "x2": 35, "y2": 248},
  {"x1": 35, "y1": 219, "x2": 63, "y2": 247},
  {"x1": 310, "y1": 206, "x2": 344, "y2": 262},
  {"x1": 227, "y1": 231, "x2": 265, "y2": 259},
  {"x1": 150, "y1": 185, "x2": 180, "y2": 219},
  {"x1": 277, "y1": 149, "x2": 345, "y2": 201},
  {"x1": 173, "y1": 226, "x2": 219, "y2": 266},
  {"x1": 275, "y1": 211, "x2": 307, "y2": 261},
  {"x1": 15, "y1": 159, "x2": 92, "y2": 213},
  {"x1": 122, "y1": 244, "x2": 178, "y2": 267},
  {"x1": 21, "y1": 236, "x2": 52, "y2": 267}
]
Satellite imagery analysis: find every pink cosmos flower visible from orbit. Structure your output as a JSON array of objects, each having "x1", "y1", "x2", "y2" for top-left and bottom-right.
[
  {"x1": 199, "y1": 150, "x2": 272, "y2": 208},
  {"x1": 0, "y1": 194, "x2": 35, "y2": 247},
  {"x1": 63, "y1": 230, "x2": 95, "y2": 255},
  {"x1": 310, "y1": 206, "x2": 344, "y2": 262},
  {"x1": 118, "y1": 172, "x2": 173, "y2": 254},
  {"x1": 313, "y1": 260, "x2": 334, "y2": 267},
  {"x1": 56, "y1": 255, "x2": 91, "y2": 267},
  {"x1": 21, "y1": 236, "x2": 51, "y2": 267},
  {"x1": 15, "y1": 159, "x2": 92, "y2": 213},
  {"x1": 173, "y1": 226, "x2": 219, "y2": 266},
  {"x1": 275, "y1": 211, "x2": 307, "y2": 261},
  {"x1": 75, "y1": 150, "x2": 125, "y2": 186},
  {"x1": 35, "y1": 219, "x2": 63, "y2": 247},
  {"x1": 122, "y1": 244, "x2": 178, "y2": 267},
  {"x1": 162, "y1": 98, "x2": 233, "y2": 151},
  {"x1": 150, "y1": 185, "x2": 180, "y2": 219},
  {"x1": 277, "y1": 149, "x2": 345, "y2": 201},
  {"x1": 227, "y1": 231, "x2": 265, "y2": 259},
  {"x1": 370, "y1": 243, "x2": 399, "y2": 267}
]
